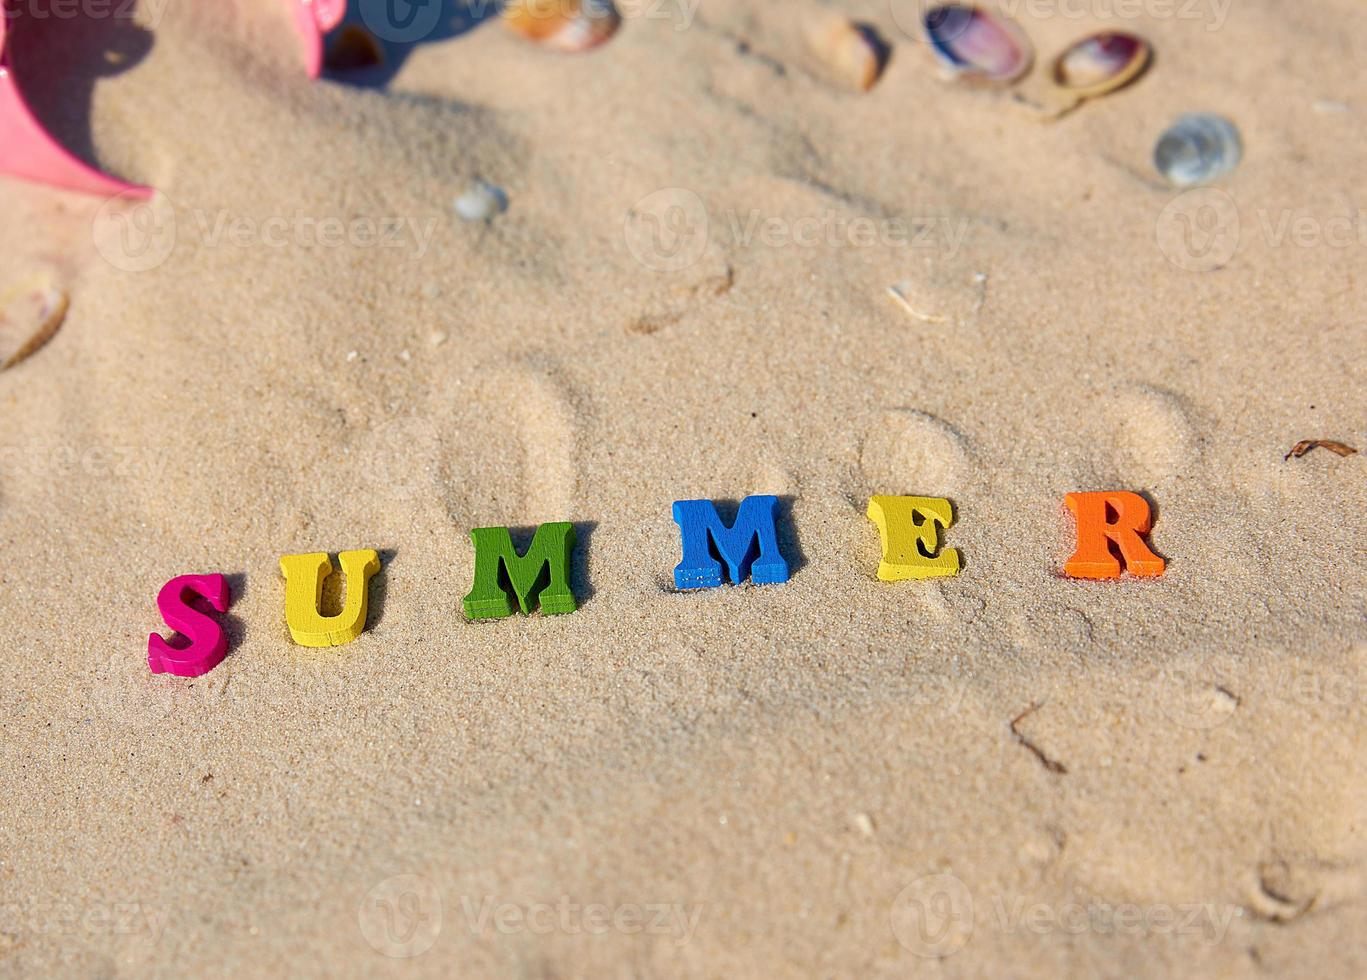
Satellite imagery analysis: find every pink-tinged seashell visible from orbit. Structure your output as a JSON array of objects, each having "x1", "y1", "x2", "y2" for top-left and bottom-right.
[
  {"x1": 503, "y1": 0, "x2": 621, "y2": 53},
  {"x1": 807, "y1": 16, "x2": 890, "y2": 92},
  {"x1": 923, "y1": 4, "x2": 1032, "y2": 85},
  {"x1": 1053, "y1": 32, "x2": 1151, "y2": 96},
  {"x1": 0, "y1": 277, "x2": 67, "y2": 369}
]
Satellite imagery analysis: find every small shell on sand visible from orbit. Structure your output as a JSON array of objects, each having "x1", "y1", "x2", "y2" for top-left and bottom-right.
[
  {"x1": 455, "y1": 181, "x2": 509, "y2": 221},
  {"x1": 0, "y1": 279, "x2": 68, "y2": 369},
  {"x1": 503, "y1": 0, "x2": 621, "y2": 52},
  {"x1": 806, "y1": 16, "x2": 889, "y2": 92},
  {"x1": 887, "y1": 271, "x2": 987, "y2": 324},
  {"x1": 1154, "y1": 113, "x2": 1242, "y2": 187},
  {"x1": 924, "y1": 4, "x2": 1032, "y2": 85},
  {"x1": 1052, "y1": 32, "x2": 1150, "y2": 98},
  {"x1": 325, "y1": 25, "x2": 386, "y2": 72}
]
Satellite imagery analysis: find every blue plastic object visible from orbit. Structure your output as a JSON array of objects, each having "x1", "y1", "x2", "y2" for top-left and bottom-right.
[{"x1": 671, "y1": 496, "x2": 791, "y2": 589}]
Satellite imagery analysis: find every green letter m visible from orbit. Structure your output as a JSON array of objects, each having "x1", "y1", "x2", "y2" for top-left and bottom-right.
[{"x1": 462, "y1": 522, "x2": 578, "y2": 620}]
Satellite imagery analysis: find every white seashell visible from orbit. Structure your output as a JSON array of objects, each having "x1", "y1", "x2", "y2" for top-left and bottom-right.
[
  {"x1": 454, "y1": 181, "x2": 509, "y2": 222},
  {"x1": 1154, "y1": 114, "x2": 1242, "y2": 187}
]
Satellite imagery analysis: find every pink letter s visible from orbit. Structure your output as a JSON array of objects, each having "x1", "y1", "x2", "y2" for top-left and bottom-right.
[{"x1": 147, "y1": 574, "x2": 232, "y2": 677}]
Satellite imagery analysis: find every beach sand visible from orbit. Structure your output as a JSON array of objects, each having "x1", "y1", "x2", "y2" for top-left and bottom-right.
[{"x1": 0, "y1": 0, "x2": 1364, "y2": 974}]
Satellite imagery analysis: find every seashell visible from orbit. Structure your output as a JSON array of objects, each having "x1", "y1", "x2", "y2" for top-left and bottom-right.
[
  {"x1": 806, "y1": 16, "x2": 890, "y2": 92},
  {"x1": 503, "y1": 0, "x2": 621, "y2": 53},
  {"x1": 454, "y1": 180, "x2": 509, "y2": 222},
  {"x1": 0, "y1": 278, "x2": 68, "y2": 370},
  {"x1": 324, "y1": 25, "x2": 386, "y2": 73},
  {"x1": 1052, "y1": 32, "x2": 1150, "y2": 98},
  {"x1": 923, "y1": 4, "x2": 1032, "y2": 85},
  {"x1": 887, "y1": 271, "x2": 987, "y2": 325},
  {"x1": 1154, "y1": 113, "x2": 1242, "y2": 187}
]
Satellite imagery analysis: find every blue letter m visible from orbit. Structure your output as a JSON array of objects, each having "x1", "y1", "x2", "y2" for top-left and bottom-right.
[{"x1": 672, "y1": 495, "x2": 791, "y2": 589}]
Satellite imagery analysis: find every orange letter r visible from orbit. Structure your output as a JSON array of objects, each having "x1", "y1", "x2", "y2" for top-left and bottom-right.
[{"x1": 1064, "y1": 491, "x2": 1165, "y2": 579}]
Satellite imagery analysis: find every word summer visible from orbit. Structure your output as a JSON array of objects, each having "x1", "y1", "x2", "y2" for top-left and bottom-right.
[{"x1": 147, "y1": 490, "x2": 1164, "y2": 677}]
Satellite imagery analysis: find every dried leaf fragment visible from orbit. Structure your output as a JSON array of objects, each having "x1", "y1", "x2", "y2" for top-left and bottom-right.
[{"x1": 1284, "y1": 440, "x2": 1359, "y2": 461}]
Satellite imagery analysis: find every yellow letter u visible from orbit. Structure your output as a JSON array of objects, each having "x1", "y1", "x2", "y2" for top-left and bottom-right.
[{"x1": 279, "y1": 550, "x2": 381, "y2": 647}]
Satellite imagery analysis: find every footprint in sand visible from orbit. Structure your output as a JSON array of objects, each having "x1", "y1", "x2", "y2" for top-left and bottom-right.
[
  {"x1": 1107, "y1": 384, "x2": 1198, "y2": 487},
  {"x1": 510, "y1": 369, "x2": 579, "y2": 519},
  {"x1": 444, "y1": 364, "x2": 581, "y2": 527},
  {"x1": 858, "y1": 409, "x2": 972, "y2": 499}
]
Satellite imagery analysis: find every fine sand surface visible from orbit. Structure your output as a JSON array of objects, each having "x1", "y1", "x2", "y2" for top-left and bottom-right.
[{"x1": 1, "y1": 0, "x2": 1365, "y2": 975}]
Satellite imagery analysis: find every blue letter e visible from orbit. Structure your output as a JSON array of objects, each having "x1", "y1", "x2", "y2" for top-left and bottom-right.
[{"x1": 671, "y1": 495, "x2": 791, "y2": 589}]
